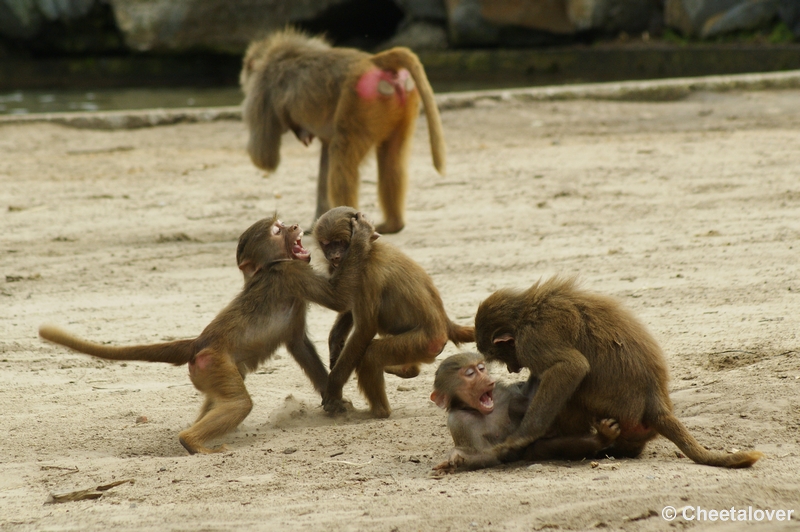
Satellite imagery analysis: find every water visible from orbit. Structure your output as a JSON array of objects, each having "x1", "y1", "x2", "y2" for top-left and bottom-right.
[
  {"x1": 0, "y1": 87, "x2": 244, "y2": 115},
  {"x1": 0, "y1": 80, "x2": 539, "y2": 116}
]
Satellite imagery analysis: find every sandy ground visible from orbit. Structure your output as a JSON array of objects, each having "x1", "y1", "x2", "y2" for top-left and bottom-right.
[{"x1": 1, "y1": 85, "x2": 799, "y2": 531}]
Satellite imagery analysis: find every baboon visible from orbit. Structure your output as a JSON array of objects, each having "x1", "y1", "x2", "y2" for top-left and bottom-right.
[
  {"x1": 39, "y1": 215, "x2": 365, "y2": 455},
  {"x1": 431, "y1": 352, "x2": 620, "y2": 471},
  {"x1": 313, "y1": 206, "x2": 474, "y2": 417},
  {"x1": 474, "y1": 276, "x2": 763, "y2": 468},
  {"x1": 240, "y1": 28, "x2": 445, "y2": 234}
]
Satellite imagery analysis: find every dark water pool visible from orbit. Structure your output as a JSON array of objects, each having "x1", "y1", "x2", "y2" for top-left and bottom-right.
[
  {"x1": 0, "y1": 87, "x2": 244, "y2": 115},
  {"x1": 0, "y1": 80, "x2": 541, "y2": 116}
]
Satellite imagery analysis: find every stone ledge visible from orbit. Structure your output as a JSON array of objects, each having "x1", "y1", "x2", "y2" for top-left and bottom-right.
[{"x1": 436, "y1": 69, "x2": 800, "y2": 109}]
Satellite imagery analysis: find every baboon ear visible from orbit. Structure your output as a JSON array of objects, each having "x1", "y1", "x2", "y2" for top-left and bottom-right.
[
  {"x1": 370, "y1": 231, "x2": 381, "y2": 242},
  {"x1": 238, "y1": 259, "x2": 260, "y2": 279},
  {"x1": 430, "y1": 391, "x2": 448, "y2": 409},
  {"x1": 492, "y1": 333, "x2": 514, "y2": 345}
]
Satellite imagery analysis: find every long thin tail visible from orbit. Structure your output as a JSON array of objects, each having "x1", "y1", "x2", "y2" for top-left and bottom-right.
[
  {"x1": 370, "y1": 47, "x2": 445, "y2": 175},
  {"x1": 39, "y1": 324, "x2": 195, "y2": 366},
  {"x1": 447, "y1": 321, "x2": 475, "y2": 346},
  {"x1": 652, "y1": 413, "x2": 762, "y2": 468}
]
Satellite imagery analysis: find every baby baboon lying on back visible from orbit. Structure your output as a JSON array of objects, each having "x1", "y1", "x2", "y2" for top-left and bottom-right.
[{"x1": 431, "y1": 352, "x2": 620, "y2": 471}]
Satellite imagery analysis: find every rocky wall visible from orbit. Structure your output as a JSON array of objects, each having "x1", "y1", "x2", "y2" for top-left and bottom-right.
[{"x1": 0, "y1": 0, "x2": 797, "y2": 54}]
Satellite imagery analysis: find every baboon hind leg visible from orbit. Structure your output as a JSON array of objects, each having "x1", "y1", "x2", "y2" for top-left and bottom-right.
[
  {"x1": 314, "y1": 142, "x2": 331, "y2": 223},
  {"x1": 357, "y1": 329, "x2": 445, "y2": 417},
  {"x1": 327, "y1": 132, "x2": 373, "y2": 210},
  {"x1": 180, "y1": 349, "x2": 253, "y2": 455},
  {"x1": 375, "y1": 113, "x2": 417, "y2": 234}
]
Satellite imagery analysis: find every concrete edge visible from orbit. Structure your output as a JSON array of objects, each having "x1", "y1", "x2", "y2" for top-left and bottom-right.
[
  {"x1": 2, "y1": 69, "x2": 799, "y2": 130},
  {"x1": 436, "y1": 69, "x2": 800, "y2": 109},
  {"x1": 0, "y1": 107, "x2": 242, "y2": 130}
]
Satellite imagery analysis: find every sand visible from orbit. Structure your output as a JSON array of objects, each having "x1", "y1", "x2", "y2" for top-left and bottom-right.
[{"x1": 1, "y1": 82, "x2": 799, "y2": 531}]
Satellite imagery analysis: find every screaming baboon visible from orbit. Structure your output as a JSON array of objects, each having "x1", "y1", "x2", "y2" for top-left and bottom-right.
[
  {"x1": 431, "y1": 352, "x2": 620, "y2": 471},
  {"x1": 39, "y1": 215, "x2": 362, "y2": 455},
  {"x1": 313, "y1": 207, "x2": 474, "y2": 418},
  {"x1": 474, "y1": 276, "x2": 763, "y2": 469},
  {"x1": 240, "y1": 28, "x2": 446, "y2": 234}
]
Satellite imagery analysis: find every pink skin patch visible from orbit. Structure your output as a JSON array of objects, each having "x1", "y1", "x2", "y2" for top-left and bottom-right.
[
  {"x1": 356, "y1": 67, "x2": 414, "y2": 104},
  {"x1": 619, "y1": 420, "x2": 654, "y2": 438},
  {"x1": 189, "y1": 352, "x2": 212, "y2": 378}
]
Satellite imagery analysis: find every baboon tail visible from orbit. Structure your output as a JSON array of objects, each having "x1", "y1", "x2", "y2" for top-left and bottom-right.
[
  {"x1": 447, "y1": 321, "x2": 475, "y2": 345},
  {"x1": 370, "y1": 47, "x2": 445, "y2": 175},
  {"x1": 651, "y1": 413, "x2": 762, "y2": 468},
  {"x1": 39, "y1": 324, "x2": 195, "y2": 366}
]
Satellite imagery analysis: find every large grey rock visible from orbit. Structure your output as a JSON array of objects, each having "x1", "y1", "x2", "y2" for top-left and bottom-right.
[
  {"x1": 445, "y1": 0, "x2": 659, "y2": 46},
  {"x1": 778, "y1": 0, "x2": 800, "y2": 36},
  {"x1": 665, "y1": 0, "x2": 781, "y2": 37},
  {"x1": 394, "y1": 0, "x2": 447, "y2": 21},
  {"x1": 448, "y1": 0, "x2": 575, "y2": 35},
  {"x1": 569, "y1": 0, "x2": 658, "y2": 34},
  {"x1": 105, "y1": 0, "x2": 351, "y2": 53},
  {"x1": 445, "y1": 0, "x2": 501, "y2": 46},
  {"x1": 380, "y1": 20, "x2": 449, "y2": 49},
  {"x1": 0, "y1": 0, "x2": 95, "y2": 38},
  {"x1": 702, "y1": 0, "x2": 779, "y2": 37}
]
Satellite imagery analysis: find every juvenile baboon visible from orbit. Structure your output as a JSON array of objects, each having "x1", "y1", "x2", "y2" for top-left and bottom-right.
[
  {"x1": 431, "y1": 352, "x2": 620, "y2": 471},
  {"x1": 39, "y1": 215, "x2": 364, "y2": 455},
  {"x1": 474, "y1": 276, "x2": 763, "y2": 469},
  {"x1": 313, "y1": 206, "x2": 474, "y2": 417},
  {"x1": 240, "y1": 28, "x2": 445, "y2": 234}
]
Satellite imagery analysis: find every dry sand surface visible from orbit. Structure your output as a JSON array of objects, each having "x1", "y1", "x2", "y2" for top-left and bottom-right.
[{"x1": 1, "y1": 84, "x2": 799, "y2": 531}]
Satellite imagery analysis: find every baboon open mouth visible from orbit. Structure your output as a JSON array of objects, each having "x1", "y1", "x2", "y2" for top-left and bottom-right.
[
  {"x1": 291, "y1": 237, "x2": 311, "y2": 262},
  {"x1": 479, "y1": 389, "x2": 494, "y2": 412}
]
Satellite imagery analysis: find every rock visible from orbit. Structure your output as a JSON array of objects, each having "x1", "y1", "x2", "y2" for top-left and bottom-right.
[
  {"x1": 0, "y1": 0, "x2": 95, "y2": 39},
  {"x1": 665, "y1": 0, "x2": 781, "y2": 37},
  {"x1": 568, "y1": 0, "x2": 659, "y2": 34},
  {"x1": 778, "y1": 0, "x2": 800, "y2": 36},
  {"x1": 446, "y1": 0, "x2": 574, "y2": 41},
  {"x1": 387, "y1": 0, "x2": 449, "y2": 49},
  {"x1": 445, "y1": 0, "x2": 502, "y2": 46},
  {"x1": 394, "y1": 0, "x2": 447, "y2": 21},
  {"x1": 444, "y1": 0, "x2": 659, "y2": 46},
  {"x1": 702, "y1": 0, "x2": 780, "y2": 37},
  {"x1": 105, "y1": 0, "x2": 352, "y2": 52},
  {"x1": 380, "y1": 20, "x2": 449, "y2": 49},
  {"x1": 445, "y1": 0, "x2": 584, "y2": 46},
  {"x1": 478, "y1": 0, "x2": 574, "y2": 33}
]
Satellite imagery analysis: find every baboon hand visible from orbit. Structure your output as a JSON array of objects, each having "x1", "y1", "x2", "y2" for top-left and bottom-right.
[
  {"x1": 322, "y1": 396, "x2": 351, "y2": 415},
  {"x1": 433, "y1": 448, "x2": 468, "y2": 472},
  {"x1": 350, "y1": 211, "x2": 377, "y2": 241},
  {"x1": 592, "y1": 418, "x2": 621, "y2": 446}
]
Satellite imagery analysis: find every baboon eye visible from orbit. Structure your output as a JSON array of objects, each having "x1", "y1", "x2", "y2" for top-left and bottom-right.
[
  {"x1": 464, "y1": 368, "x2": 474, "y2": 377},
  {"x1": 477, "y1": 363, "x2": 485, "y2": 372},
  {"x1": 271, "y1": 224, "x2": 281, "y2": 235}
]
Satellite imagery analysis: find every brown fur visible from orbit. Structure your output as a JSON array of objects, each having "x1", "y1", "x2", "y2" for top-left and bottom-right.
[
  {"x1": 475, "y1": 276, "x2": 763, "y2": 468},
  {"x1": 240, "y1": 28, "x2": 445, "y2": 234},
  {"x1": 313, "y1": 207, "x2": 474, "y2": 418},
  {"x1": 39, "y1": 215, "x2": 358, "y2": 455},
  {"x1": 431, "y1": 353, "x2": 620, "y2": 471}
]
